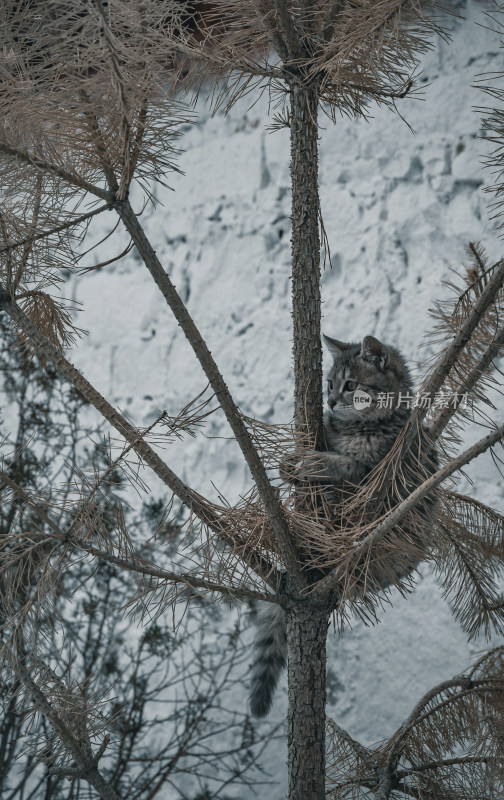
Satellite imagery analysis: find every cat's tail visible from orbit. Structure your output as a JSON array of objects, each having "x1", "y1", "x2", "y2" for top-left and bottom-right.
[{"x1": 249, "y1": 602, "x2": 287, "y2": 718}]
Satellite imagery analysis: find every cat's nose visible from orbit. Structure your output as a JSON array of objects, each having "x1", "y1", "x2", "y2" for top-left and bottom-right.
[{"x1": 328, "y1": 398, "x2": 336, "y2": 409}]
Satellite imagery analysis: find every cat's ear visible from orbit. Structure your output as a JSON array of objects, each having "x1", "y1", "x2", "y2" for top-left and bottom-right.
[
  {"x1": 361, "y1": 336, "x2": 389, "y2": 369},
  {"x1": 323, "y1": 334, "x2": 353, "y2": 359}
]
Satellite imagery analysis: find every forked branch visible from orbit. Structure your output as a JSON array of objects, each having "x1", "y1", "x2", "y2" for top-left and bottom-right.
[{"x1": 327, "y1": 650, "x2": 504, "y2": 799}]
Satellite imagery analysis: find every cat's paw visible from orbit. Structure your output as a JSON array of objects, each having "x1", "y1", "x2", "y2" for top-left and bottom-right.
[
  {"x1": 296, "y1": 451, "x2": 331, "y2": 482},
  {"x1": 279, "y1": 451, "x2": 328, "y2": 483},
  {"x1": 278, "y1": 452, "x2": 302, "y2": 484}
]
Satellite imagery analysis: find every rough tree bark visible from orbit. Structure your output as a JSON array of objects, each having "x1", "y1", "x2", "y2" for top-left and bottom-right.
[
  {"x1": 287, "y1": 75, "x2": 328, "y2": 798},
  {"x1": 286, "y1": 602, "x2": 330, "y2": 800},
  {"x1": 289, "y1": 81, "x2": 323, "y2": 450}
]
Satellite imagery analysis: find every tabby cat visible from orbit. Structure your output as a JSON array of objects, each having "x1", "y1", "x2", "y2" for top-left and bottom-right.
[{"x1": 249, "y1": 335, "x2": 437, "y2": 718}]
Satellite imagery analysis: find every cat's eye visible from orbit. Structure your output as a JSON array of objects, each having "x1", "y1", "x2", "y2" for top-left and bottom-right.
[
  {"x1": 328, "y1": 380, "x2": 333, "y2": 390},
  {"x1": 344, "y1": 380, "x2": 358, "y2": 392}
]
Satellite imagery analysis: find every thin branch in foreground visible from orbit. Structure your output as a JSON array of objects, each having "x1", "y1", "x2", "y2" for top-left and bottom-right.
[{"x1": 356, "y1": 421, "x2": 504, "y2": 551}]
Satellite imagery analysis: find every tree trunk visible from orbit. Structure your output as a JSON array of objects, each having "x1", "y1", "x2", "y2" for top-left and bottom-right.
[
  {"x1": 288, "y1": 73, "x2": 328, "y2": 800},
  {"x1": 289, "y1": 81, "x2": 323, "y2": 449},
  {"x1": 286, "y1": 603, "x2": 329, "y2": 800}
]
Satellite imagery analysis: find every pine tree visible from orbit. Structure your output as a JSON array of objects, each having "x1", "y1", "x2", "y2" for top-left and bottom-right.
[{"x1": 0, "y1": 2, "x2": 503, "y2": 798}]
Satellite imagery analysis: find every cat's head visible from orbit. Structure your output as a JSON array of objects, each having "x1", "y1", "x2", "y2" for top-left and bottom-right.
[{"x1": 324, "y1": 335, "x2": 412, "y2": 421}]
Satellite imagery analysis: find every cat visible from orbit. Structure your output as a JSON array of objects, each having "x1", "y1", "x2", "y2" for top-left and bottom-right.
[{"x1": 249, "y1": 335, "x2": 438, "y2": 718}]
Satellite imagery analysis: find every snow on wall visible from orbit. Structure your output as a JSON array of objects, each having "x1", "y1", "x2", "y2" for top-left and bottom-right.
[{"x1": 66, "y1": 2, "x2": 503, "y2": 795}]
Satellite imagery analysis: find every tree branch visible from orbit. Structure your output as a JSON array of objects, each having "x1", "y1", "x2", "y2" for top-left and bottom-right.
[
  {"x1": 289, "y1": 83, "x2": 323, "y2": 447},
  {"x1": 388, "y1": 675, "x2": 475, "y2": 761},
  {"x1": 0, "y1": 204, "x2": 111, "y2": 256},
  {"x1": 327, "y1": 717, "x2": 379, "y2": 772},
  {"x1": 91, "y1": 0, "x2": 132, "y2": 199},
  {"x1": 322, "y1": 0, "x2": 347, "y2": 43},
  {"x1": 170, "y1": 38, "x2": 284, "y2": 80},
  {"x1": 396, "y1": 755, "x2": 490, "y2": 779},
  {"x1": 313, "y1": 417, "x2": 504, "y2": 601},
  {"x1": 272, "y1": 0, "x2": 306, "y2": 61},
  {"x1": 375, "y1": 256, "x2": 504, "y2": 495},
  {"x1": 373, "y1": 768, "x2": 397, "y2": 800},
  {"x1": 255, "y1": 0, "x2": 291, "y2": 63},
  {"x1": 390, "y1": 783, "x2": 438, "y2": 800},
  {"x1": 0, "y1": 143, "x2": 112, "y2": 202},
  {"x1": 429, "y1": 322, "x2": 504, "y2": 439},
  {"x1": 355, "y1": 421, "x2": 504, "y2": 553},
  {"x1": 115, "y1": 199, "x2": 305, "y2": 591},
  {"x1": 78, "y1": 90, "x2": 120, "y2": 193},
  {"x1": 412, "y1": 684, "x2": 499, "y2": 729},
  {"x1": 411, "y1": 255, "x2": 504, "y2": 416}
]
